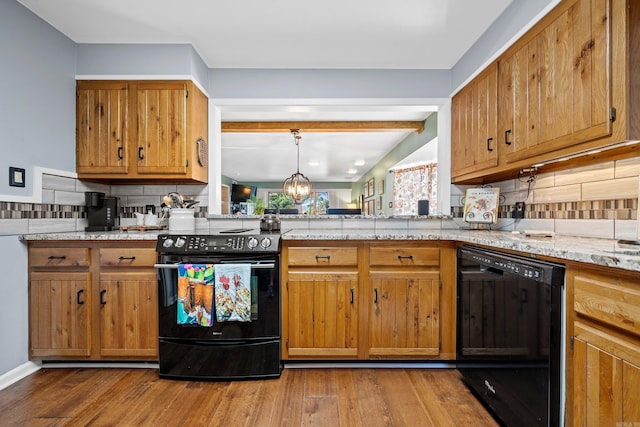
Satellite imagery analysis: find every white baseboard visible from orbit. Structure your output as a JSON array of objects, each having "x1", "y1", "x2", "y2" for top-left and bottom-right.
[{"x1": 0, "y1": 361, "x2": 41, "y2": 391}]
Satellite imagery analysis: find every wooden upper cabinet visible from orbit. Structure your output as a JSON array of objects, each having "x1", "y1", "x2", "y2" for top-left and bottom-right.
[
  {"x1": 452, "y1": 0, "x2": 639, "y2": 184},
  {"x1": 451, "y1": 63, "x2": 498, "y2": 179},
  {"x1": 76, "y1": 81, "x2": 129, "y2": 175},
  {"x1": 135, "y1": 81, "x2": 187, "y2": 176},
  {"x1": 76, "y1": 80, "x2": 208, "y2": 183},
  {"x1": 500, "y1": 0, "x2": 612, "y2": 164}
]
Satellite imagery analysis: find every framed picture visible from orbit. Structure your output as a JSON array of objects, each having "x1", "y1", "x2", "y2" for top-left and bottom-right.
[
  {"x1": 367, "y1": 178, "x2": 375, "y2": 198},
  {"x1": 376, "y1": 196, "x2": 382, "y2": 210},
  {"x1": 378, "y1": 179, "x2": 384, "y2": 195}
]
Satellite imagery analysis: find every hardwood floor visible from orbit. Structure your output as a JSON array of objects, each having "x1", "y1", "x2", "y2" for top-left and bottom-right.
[{"x1": 0, "y1": 367, "x2": 498, "y2": 426}]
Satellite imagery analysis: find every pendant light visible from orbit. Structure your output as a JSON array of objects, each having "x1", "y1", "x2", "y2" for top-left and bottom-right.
[{"x1": 282, "y1": 129, "x2": 312, "y2": 204}]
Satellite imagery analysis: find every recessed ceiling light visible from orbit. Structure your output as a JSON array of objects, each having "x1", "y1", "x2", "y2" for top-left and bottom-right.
[
  {"x1": 347, "y1": 169, "x2": 357, "y2": 174},
  {"x1": 354, "y1": 160, "x2": 365, "y2": 166},
  {"x1": 308, "y1": 161, "x2": 320, "y2": 167}
]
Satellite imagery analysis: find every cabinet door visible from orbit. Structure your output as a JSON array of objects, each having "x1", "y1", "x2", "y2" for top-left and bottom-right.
[
  {"x1": 503, "y1": 0, "x2": 612, "y2": 164},
  {"x1": 573, "y1": 337, "x2": 624, "y2": 426},
  {"x1": 136, "y1": 82, "x2": 187, "y2": 175},
  {"x1": 76, "y1": 81, "x2": 129, "y2": 175},
  {"x1": 367, "y1": 271, "x2": 440, "y2": 358},
  {"x1": 29, "y1": 272, "x2": 91, "y2": 357},
  {"x1": 98, "y1": 271, "x2": 158, "y2": 358},
  {"x1": 285, "y1": 271, "x2": 358, "y2": 358},
  {"x1": 499, "y1": 39, "x2": 540, "y2": 160},
  {"x1": 451, "y1": 64, "x2": 498, "y2": 179}
]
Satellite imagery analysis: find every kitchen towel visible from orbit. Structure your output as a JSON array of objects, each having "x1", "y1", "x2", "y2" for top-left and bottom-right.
[
  {"x1": 177, "y1": 264, "x2": 214, "y2": 326},
  {"x1": 214, "y1": 263, "x2": 252, "y2": 322}
]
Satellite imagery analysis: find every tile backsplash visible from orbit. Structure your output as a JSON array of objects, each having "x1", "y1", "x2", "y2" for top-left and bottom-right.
[
  {"x1": 0, "y1": 175, "x2": 209, "y2": 234},
  {"x1": 451, "y1": 156, "x2": 640, "y2": 240},
  {"x1": 2, "y1": 155, "x2": 639, "y2": 240}
]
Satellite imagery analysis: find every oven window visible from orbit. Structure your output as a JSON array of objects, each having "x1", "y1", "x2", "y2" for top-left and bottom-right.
[{"x1": 158, "y1": 257, "x2": 280, "y2": 340}]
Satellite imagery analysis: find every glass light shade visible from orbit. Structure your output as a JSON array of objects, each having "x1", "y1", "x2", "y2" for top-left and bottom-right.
[{"x1": 283, "y1": 172, "x2": 312, "y2": 204}]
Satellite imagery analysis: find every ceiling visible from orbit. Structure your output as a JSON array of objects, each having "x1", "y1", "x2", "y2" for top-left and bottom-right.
[{"x1": 18, "y1": 0, "x2": 513, "y2": 183}]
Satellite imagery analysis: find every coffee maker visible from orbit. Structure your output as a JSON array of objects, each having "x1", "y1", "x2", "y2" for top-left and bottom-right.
[{"x1": 85, "y1": 191, "x2": 118, "y2": 231}]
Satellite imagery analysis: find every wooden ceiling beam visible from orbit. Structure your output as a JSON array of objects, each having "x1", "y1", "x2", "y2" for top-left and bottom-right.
[{"x1": 221, "y1": 121, "x2": 425, "y2": 133}]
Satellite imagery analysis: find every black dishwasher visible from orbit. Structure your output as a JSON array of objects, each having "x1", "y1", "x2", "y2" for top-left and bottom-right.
[{"x1": 457, "y1": 245, "x2": 564, "y2": 427}]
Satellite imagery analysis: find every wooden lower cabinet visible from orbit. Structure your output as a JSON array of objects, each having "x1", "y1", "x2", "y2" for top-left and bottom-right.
[
  {"x1": 367, "y1": 271, "x2": 440, "y2": 358},
  {"x1": 30, "y1": 271, "x2": 92, "y2": 357},
  {"x1": 566, "y1": 266, "x2": 640, "y2": 426},
  {"x1": 28, "y1": 241, "x2": 158, "y2": 361},
  {"x1": 282, "y1": 241, "x2": 456, "y2": 361},
  {"x1": 98, "y1": 271, "x2": 158, "y2": 358},
  {"x1": 285, "y1": 271, "x2": 358, "y2": 358}
]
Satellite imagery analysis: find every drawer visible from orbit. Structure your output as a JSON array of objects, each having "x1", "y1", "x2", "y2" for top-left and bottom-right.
[
  {"x1": 287, "y1": 247, "x2": 358, "y2": 267},
  {"x1": 574, "y1": 275, "x2": 640, "y2": 339},
  {"x1": 100, "y1": 247, "x2": 157, "y2": 268},
  {"x1": 29, "y1": 247, "x2": 90, "y2": 267},
  {"x1": 369, "y1": 247, "x2": 440, "y2": 267}
]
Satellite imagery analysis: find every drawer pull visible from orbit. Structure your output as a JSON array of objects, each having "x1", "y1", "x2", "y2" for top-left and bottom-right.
[
  {"x1": 48, "y1": 255, "x2": 67, "y2": 260},
  {"x1": 138, "y1": 147, "x2": 144, "y2": 160},
  {"x1": 350, "y1": 288, "x2": 354, "y2": 305},
  {"x1": 100, "y1": 289, "x2": 107, "y2": 305},
  {"x1": 397, "y1": 255, "x2": 414, "y2": 261},
  {"x1": 374, "y1": 288, "x2": 378, "y2": 304},
  {"x1": 505, "y1": 129, "x2": 512, "y2": 146},
  {"x1": 315, "y1": 255, "x2": 331, "y2": 261},
  {"x1": 77, "y1": 289, "x2": 85, "y2": 305},
  {"x1": 118, "y1": 256, "x2": 136, "y2": 261}
]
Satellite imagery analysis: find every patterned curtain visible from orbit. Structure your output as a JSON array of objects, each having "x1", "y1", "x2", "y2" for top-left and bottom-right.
[{"x1": 392, "y1": 163, "x2": 438, "y2": 215}]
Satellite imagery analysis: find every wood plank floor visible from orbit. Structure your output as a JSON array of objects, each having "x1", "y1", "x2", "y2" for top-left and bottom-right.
[{"x1": 0, "y1": 367, "x2": 499, "y2": 426}]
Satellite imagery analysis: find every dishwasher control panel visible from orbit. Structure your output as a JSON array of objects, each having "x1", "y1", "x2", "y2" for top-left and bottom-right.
[{"x1": 157, "y1": 234, "x2": 280, "y2": 254}]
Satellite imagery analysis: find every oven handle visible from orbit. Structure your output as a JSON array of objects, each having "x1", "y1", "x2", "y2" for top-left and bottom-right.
[{"x1": 153, "y1": 263, "x2": 275, "y2": 270}]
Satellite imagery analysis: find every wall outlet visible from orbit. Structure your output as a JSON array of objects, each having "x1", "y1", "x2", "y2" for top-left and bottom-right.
[{"x1": 511, "y1": 202, "x2": 525, "y2": 219}]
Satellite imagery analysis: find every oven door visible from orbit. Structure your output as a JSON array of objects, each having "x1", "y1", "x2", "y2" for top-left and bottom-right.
[{"x1": 156, "y1": 253, "x2": 280, "y2": 341}]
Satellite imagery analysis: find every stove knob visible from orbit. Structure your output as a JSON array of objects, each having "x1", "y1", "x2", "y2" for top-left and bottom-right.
[
  {"x1": 175, "y1": 237, "x2": 186, "y2": 248},
  {"x1": 260, "y1": 237, "x2": 272, "y2": 249},
  {"x1": 162, "y1": 238, "x2": 174, "y2": 248},
  {"x1": 247, "y1": 237, "x2": 259, "y2": 249}
]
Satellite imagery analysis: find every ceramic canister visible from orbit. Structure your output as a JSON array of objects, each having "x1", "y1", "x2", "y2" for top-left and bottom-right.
[{"x1": 169, "y1": 208, "x2": 195, "y2": 231}]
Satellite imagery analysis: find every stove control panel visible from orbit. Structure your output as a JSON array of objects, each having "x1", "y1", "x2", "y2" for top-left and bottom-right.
[{"x1": 157, "y1": 234, "x2": 280, "y2": 254}]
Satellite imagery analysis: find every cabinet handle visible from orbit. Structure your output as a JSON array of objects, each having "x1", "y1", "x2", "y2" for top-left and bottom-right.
[
  {"x1": 374, "y1": 288, "x2": 378, "y2": 304},
  {"x1": 117, "y1": 147, "x2": 123, "y2": 160},
  {"x1": 504, "y1": 129, "x2": 512, "y2": 146},
  {"x1": 397, "y1": 255, "x2": 413, "y2": 261},
  {"x1": 315, "y1": 255, "x2": 331, "y2": 261},
  {"x1": 100, "y1": 289, "x2": 107, "y2": 305},
  {"x1": 77, "y1": 289, "x2": 85, "y2": 305},
  {"x1": 118, "y1": 256, "x2": 136, "y2": 261},
  {"x1": 48, "y1": 255, "x2": 66, "y2": 260},
  {"x1": 138, "y1": 147, "x2": 144, "y2": 160},
  {"x1": 487, "y1": 137, "x2": 494, "y2": 152},
  {"x1": 350, "y1": 288, "x2": 354, "y2": 305}
]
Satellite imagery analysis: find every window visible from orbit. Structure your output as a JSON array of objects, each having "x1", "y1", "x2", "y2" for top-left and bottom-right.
[
  {"x1": 267, "y1": 192, "x2": 330, "y2": 214},
  {"x1": 392, "y1": 163, "x2": 437, "y2": 215}
]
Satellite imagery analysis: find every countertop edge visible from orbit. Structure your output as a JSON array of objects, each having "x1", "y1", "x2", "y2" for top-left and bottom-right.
[{"x1": 19, "y1": 229, "x2": 640, "y2": 273}]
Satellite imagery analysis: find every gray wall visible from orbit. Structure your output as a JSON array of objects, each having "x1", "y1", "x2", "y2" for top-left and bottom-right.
[
  {"x1": 0, "y1": 0, "x2": 77, "y2": 377},
  {"x1": 0, "y1": 237, "x2": 29, "y2": 376},
  {"x1": 451, "y1": 0, "x2": 558, "y2": 91},
  {"x1": 208, "y1": 68, "x2": 451, "y2": 99},
  {"x1": 0, "y1": 0, "x2": 76, "y2": 198},
  {"x1": 76, "y1": 43, "x2": 209, "y2": 91}
]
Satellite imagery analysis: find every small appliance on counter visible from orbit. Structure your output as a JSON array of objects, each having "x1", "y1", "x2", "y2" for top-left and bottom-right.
[{"x1": 85, "y1": 191, "x2": 118, "y2": 231}]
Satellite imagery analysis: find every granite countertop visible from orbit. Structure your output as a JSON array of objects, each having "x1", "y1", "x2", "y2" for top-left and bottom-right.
[{"x1": 20, "y1": 228, "x2": 640, "y2": 273}]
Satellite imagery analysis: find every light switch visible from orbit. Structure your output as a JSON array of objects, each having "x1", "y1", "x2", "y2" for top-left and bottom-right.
[{"x1": 9, "y1": 167, "x2": 25, "y2": 187}]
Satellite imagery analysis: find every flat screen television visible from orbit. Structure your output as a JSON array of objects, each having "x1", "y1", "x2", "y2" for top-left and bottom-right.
[{"x1": 230, "y1": 184, "x2": 256, "y2": 203}]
